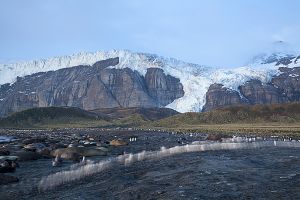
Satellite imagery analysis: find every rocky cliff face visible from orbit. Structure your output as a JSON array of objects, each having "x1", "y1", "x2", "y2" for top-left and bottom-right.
[
  {"x1": 145, "y1": 68, "x2": 184, "y2": 107},
  {"x1": 239, "y1": 80, "x2": 286, "y2": 105},
  {"x1": 202, "y1": 84, "x2": 245, "y2": 112},
  {"x1": 271, "y1": 67, "x2": 300, "y2": 102},
  {"x1": 0, "y1": 57, "x2": 184, "y2": 117},
  {"x1": 203, "y1": 67, "x2": 300, "y2": 111}
]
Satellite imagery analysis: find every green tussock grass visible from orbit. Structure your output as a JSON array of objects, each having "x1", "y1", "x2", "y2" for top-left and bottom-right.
[
  {"x1": 142, "y1": 103, "x2": 300, "y2": 137},
  {"x1": 1, "y1": 103, "x2": 300, "y2": 137}
]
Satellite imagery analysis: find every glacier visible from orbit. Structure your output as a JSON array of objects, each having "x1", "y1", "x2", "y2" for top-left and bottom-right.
[{"x1": 0, "y1": 50, "x2": 295, "y2": 112}]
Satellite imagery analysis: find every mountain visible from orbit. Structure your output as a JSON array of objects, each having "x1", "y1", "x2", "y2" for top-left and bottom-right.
[
  {"x1": 248, "y1": 52, "x2": 295, "y2": 65},
  {"x1": 203, "y1": 55, "x2": 300, "y2": 111},
  {"x1": 0, "y1": 50, "x2": 300, "y2": 116},
  {"x1": 0, "y1": 57, "x2": 183, "y2": 117}
]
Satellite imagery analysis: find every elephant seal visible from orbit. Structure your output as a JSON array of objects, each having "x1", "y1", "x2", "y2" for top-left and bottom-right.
[
  {"x1": 12, "y1": 151, "x2": 42, "y2": 161},
  {"x1": 110, "y1": 139, "x2": 128, "y2": 146},
  {"x1": 0, "y1": 156, "x2": 19, "y2": 173},
  {"x1": 51, "y1": 147, "x2": 108, "y2": 160}
]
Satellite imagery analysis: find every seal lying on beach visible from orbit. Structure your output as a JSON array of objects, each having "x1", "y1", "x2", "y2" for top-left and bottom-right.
[
  {"x1": 51, "y1": 147, "x2": 108, "y2": 160},
  {"x1": 110, "y1": 139, "x2": 128, "y2": 146},
  {"x1": 0, "y1": 156, "x2": 19, "y2": 173}
]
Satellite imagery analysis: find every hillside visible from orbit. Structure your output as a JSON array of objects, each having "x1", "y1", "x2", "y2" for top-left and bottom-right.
[
  {"x1": 90, "y1": 107, "x2": 178, "y2": 121},
  {"x1": 0, "y1": 107, "x2": 105, "y2": 128},
  {"x1": 147, "y1": 103, "x2": 300, "y2": 136},
  {"x1": 1, "y1": 104, "x2": 300, "y2": 136},
  {"x1": 153, "y1": 103, "x2": 300, "y2": 125},
  {"x1": 0, "y1": 106, "x2": 178, "y2": 128}
]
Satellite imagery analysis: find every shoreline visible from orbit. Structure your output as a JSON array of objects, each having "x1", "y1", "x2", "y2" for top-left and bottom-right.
[{"x1": 1, "y1": 123, "x2": 300, "y2": 140}]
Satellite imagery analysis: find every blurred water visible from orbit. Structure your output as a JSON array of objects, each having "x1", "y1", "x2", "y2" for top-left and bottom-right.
[{"x1": 1, "y1": 133, "x2": 300, "y2": 200}]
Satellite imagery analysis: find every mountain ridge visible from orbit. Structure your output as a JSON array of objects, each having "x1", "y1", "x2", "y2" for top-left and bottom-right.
[{"x1": 1, "y1": 50, "x2": 300, "y2": 113}]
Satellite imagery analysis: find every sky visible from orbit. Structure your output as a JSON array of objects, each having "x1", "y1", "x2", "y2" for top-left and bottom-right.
[{"x1": 1, "y1": 0, "x2": 300, "y2": 67}]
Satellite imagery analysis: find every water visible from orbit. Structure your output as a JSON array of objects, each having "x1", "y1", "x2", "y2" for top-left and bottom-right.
[
  {"x1": 0, "y1": 136, "x2": 16, "y2": 143},
  {"x1": 1, "y1": 133, "x2": 300, "y2": 199}
]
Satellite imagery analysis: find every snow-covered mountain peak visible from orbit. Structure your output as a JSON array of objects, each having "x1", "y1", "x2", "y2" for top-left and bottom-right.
[
  {"x1": 248, "y1": 52, "x2": 295, "y2": 66},
  {"x1": 0, "y1": 50, "x2": 208, "y2": 85}
]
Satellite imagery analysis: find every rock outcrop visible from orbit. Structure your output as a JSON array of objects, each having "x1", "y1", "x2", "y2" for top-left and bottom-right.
[
  {"x1": 203, "y1": 67, "x2": 300, "y2": 111},
  {"x1": 0, "y1": 57, "x2": 184, "y2": 117},
  {"x1": 202, "y1": 84, "x2": 246, "y2": 112},
  {"x1": 239, "y1": 80, "x2": 286, "y2": 105},
  {"x1": 271, "y1": 67, "x2": 300, "y2": 102},
  {"x1": 145, "y1": 68, "x2": 184, "y2": 107}
]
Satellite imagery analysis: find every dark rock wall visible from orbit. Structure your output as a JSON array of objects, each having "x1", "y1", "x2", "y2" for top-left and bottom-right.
[
  {"x1": 202, "y1": 84, "x2": 246, "y2": 112},
  {"x1": 271, "y1": 67, "x2": 300, "y2": 102},
  {"x1": 239, "y1": 80, "x2": 286, "y2": 105},
  {"x1": 145, "y1": 68, "x2": 184, "y2": 107},
  {"x1": 0, "y1": 58, "x2": 184, "y2": 117}
]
